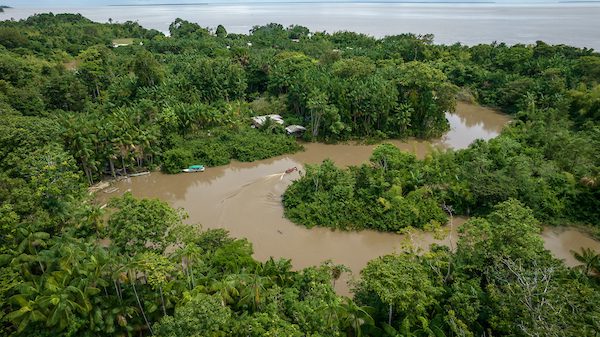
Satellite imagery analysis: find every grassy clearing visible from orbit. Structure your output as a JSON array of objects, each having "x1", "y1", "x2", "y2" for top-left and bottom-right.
[{"x1": 111, "y1": 38, "x2": 134, "y2": 45}]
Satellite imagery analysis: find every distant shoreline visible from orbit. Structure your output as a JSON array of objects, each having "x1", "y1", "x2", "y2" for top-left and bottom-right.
[
  {"x1": 107, "y1": 1, "x2": 497, "y2": 6},
  {"x1": 104, "y1": 0, "x2": 600, "y2": 3},
  {"x1": 108, "y1": 1, "x2": 558, "y2": 6},
  {"x1": 7, "y1": 1, "x2": 600, "y2": 10},
  {"x1": 2, "y1": 1, "x2": 599, "y2": 50},
  {"x1": 108, "y1": 2, "x2": 208, "y2": 6}
]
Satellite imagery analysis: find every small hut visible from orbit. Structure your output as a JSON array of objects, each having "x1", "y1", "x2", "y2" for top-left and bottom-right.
[
  {"x1": 285, "y1": 125, "x2": 307, "y2": 135},
  {"x1": 251, "y1": 114, "x2": 284, "y2": 128}
]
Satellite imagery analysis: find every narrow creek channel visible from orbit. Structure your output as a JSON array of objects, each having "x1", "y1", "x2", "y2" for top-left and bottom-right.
[{"x1": 96, "y1": 102, "x2": 600, "y2": 295}]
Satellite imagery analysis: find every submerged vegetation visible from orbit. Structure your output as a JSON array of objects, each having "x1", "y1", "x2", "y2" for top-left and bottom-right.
[{"x1": 0, "y1": 12, "x2": 599, "y2": 337}]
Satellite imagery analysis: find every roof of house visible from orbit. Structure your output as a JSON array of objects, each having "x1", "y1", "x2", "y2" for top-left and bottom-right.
[{"x1": 251, "y1": 114, "x2": 285, "y2": 126}]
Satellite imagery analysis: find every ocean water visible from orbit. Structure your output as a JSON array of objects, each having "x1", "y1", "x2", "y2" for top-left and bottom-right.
[{"x1": 2, "y1": 3, "x2": 600, "y2": 49}]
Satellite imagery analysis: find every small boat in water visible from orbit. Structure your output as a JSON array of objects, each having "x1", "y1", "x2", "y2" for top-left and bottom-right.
[
  {"x1": 183, "y1": 165, "x2": 205, "y2": 173},
  {"x1": 285, "y1": 167, "x2": 298, "y2": 174}
]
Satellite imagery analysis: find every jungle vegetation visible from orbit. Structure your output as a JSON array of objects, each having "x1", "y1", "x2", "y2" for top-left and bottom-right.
[
  {"x1": 0, "y1": 13, "x2": 599, "y2": 337},
  {"x1": 283, "y1": 32, "x2": 600, "y2": 230}
]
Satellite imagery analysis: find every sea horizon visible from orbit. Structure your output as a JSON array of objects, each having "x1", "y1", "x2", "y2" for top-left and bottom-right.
[
  {"x1": 4, "y1": 0, "x2": 600, "y2": 8},
  {"x1": 2, "y1": 1, "x2": 600, "y2": 49}
]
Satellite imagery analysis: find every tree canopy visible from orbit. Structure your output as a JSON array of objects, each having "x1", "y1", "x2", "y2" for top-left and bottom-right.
[{"x1": 1, "y1": 13, "x2": 599, "y2": 337}]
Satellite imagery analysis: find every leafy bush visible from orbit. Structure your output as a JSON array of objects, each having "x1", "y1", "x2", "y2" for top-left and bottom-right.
[
  {"x1": 162, "y1": 127, "x2": 302, "y2": 173},
  {"x1": 283, "y1": 147, "x2": 449, "y2": 232},
  {"x1": 162, "y1": 148, "x2": 194, "y2": 173}
]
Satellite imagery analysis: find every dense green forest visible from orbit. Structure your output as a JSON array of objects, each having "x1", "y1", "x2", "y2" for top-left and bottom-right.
[
  {"x1": 1, "y1": 13, "x2": 599, "y2": 336},
  {"x1": 284, "y1": 32, "x2": 600, "y2": 230}
]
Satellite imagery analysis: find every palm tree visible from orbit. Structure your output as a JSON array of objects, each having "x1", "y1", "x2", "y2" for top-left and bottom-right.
[
  {"x1": 261, "y1": 258, "x2": 293, "y2": 286},
  {"x1": 111, "y1": 109, "x2": 135, "y2": 176},
  {"x1": 121, "y1": 256, "x2": 154, "y2": 335},
  {"x1": 330, "y1": 263, "x2": 350, "y2": 289},
  {"x1": 6, "y1": 287, "x2": 47, "y2": 333},
  {"x1": 572, "y1": 247, "x2": 600, "y2": 276},
  {"x1": 170, "y1": 243, "x2": 203, "y2": 290},
  {"x1": 62, "y1": 115, "x2": 97, "y2": 185},
  {"x1": 97, "y1": 118, "x2": 118, "y2": 178},
  {"x1": 237, "y1": 269, "x2": 269, "y2": 313},
  {"x1": 209, "y1": 275, "x2": 241, "y2": 307},
  {"x1": 132, "y1": 252, "x2": 177, "y2": 318},
  {"x1": 8, "y1": 242, "x2": 101, "y2": 334},
  {"x1": 36, "y1": 270, "x2": 94, "y2": 331},
  {"x1": 336, "y1": 298, "x2": 375, "y2": 337},
  {"x1": 14, "y1": 227, "x2": 51, "y2": 275}
]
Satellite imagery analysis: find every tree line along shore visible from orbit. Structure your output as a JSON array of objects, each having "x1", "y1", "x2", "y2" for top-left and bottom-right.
[{"x1": 0, "y1": 13, "x2": 599, "y2": 336}]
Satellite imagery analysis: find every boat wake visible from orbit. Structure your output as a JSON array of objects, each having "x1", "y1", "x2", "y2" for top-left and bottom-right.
[
  {"x1": 216, "y1": 172, "x2": 288, "y2": 225},
  {"x1": 265, "y1": 172, "x2": 287, "y2": 180}
]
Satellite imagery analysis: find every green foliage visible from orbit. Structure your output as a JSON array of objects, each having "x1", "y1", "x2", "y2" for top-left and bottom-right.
[
  {"x1": 395, "y1": 61, "x2": 457, "y2": 137},
  {"x1": 2, "y1": 12, "x2": 600, "y2": 337},
  {"x1": 0, "y1": 27, "x2": 28, "y2": 48},
  {"x1": 215, "y1": 24, "x2": 227, "y2": 38},
  {"x1": 353, "y1": 202, "x2": 600, "y2": 336},
  {"x1": 284, "y1": 145, "x2": 448, "y2": 232},
  {"x1": 42, "y1": 71, "x2": 88, "y2": 112},
  {"x1": 572, "y1": 247, "x2": 600, "y2": 277},
  {"x1": 169, "y1": 18, "x2": 210, "y2": 39},
  {"x1": 355, "y1": 254, "x2": 442, "y2": 325},
  {"x1": 133, "y1": 49, "x2": 164, "y2": 87},
  {"x1": 164, "y1": 127, "x2": 302, "y2": 171},
  {"x1": 175, "y1": 56, "x2": 247, "y2": 103},
  {"x1": 230, "y1": 312, "x2": 303, "y2": 337},
  {"x1": 263, "y1": 49, "x2": 456, "y2": 140},
  {"x1": 161, "y1": 148, "x2": 193, "y2": 174},
  {"x1": 569, "y1": 84, "x2": 600, "y2": 126},
  {"x1": 154, "y1": 293, "x2": 232, "y2": 337},
  {"x1": 457, "y1": 199, "x2": 548, "y2": 266},
  {"x1": 106, "y1": 192, "x2": 181, "y2": 256},
  {"x1": 576, "y1": 55, "x2": 600, "y2": 84},
  {"x1": 22, "y1": 145, "x2": 84, "y2": 215}
]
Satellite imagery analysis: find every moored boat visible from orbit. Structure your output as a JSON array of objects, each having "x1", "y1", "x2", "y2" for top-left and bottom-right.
[{"x1": 183, "y1": 165, "x2": 205, "y2": 173}]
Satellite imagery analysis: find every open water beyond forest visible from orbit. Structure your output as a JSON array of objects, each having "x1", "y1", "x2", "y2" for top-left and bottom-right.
[{"x1": 3, "y1": 3, "x2": 600, "y2": 49}]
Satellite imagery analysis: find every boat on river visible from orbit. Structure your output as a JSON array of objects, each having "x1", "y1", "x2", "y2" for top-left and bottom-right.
[{"x1": 183, "y1": 165, "x2": 205, "y2": 173}]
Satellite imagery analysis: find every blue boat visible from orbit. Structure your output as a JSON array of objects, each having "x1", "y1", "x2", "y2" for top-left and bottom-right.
[{"x1": 182, "y1": 165, "x2": 205, "y2": 173}]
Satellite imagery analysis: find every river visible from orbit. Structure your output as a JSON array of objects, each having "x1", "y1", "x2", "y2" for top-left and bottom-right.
[
  {"x1": 3, "y1": 3, "x2": 600, "y2": 50},
  {"x1": 96, "y1": 102, "x2": 600, "y2": 295}
]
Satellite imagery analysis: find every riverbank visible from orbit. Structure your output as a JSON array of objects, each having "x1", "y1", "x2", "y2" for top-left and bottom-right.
[
  {"x1": 96, "y1": 167, "x2": 600, "y2": 296},
  {"x1": 92, "y1": 102, "x2": 599, "y2": 295}
]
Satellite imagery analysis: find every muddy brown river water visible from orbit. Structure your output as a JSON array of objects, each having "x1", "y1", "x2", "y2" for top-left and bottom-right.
[{"x1": 97, "y1": 102, "x2": 600, "y2": 295}]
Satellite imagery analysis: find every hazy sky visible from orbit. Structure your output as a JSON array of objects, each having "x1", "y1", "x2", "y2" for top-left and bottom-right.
[{"x1": 2, "y1": 0, "x2": 572, "y2": 8}]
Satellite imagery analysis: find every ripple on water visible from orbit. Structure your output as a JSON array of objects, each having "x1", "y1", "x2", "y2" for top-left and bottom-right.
[{"x1": 96, "y1": 103, "x2": 599, "y2": 295}]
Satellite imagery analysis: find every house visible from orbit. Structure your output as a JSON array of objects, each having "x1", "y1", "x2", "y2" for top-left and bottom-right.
[
  {"x1": 251, "y1": 114, "x2": 284, "y2": 128},
  {"x1": 285, "y1": 125, "x2": 307, "y2": 135}
]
